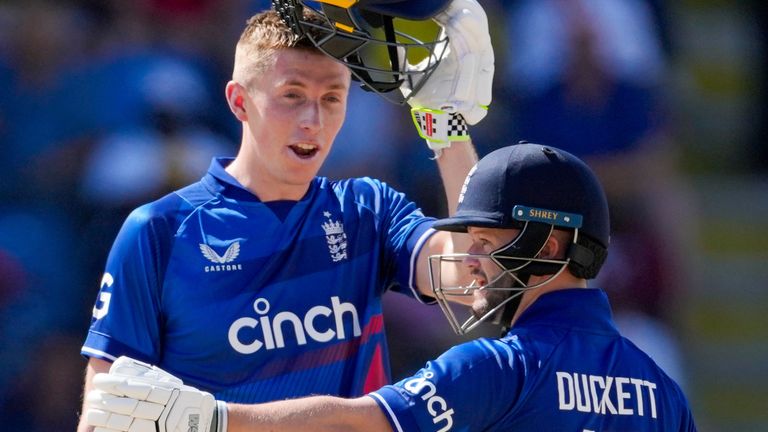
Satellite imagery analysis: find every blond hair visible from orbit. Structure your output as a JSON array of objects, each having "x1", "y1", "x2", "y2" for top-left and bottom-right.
[{"x1": 232, "y1": 9, "x2": 325, "y2": 86}]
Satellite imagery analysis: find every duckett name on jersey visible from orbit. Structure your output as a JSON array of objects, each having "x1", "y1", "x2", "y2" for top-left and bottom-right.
[
  {"x1": 228, "y1": 296, "x2": 361, "y2": 354},
  {"x1": 556, "y1": 371, "x2": 658, "y2": 419}
]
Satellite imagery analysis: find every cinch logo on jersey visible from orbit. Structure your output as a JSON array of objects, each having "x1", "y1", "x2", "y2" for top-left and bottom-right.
[
  {"x1": 403, "y1": 372, "x2": 454, "y2": 432},
  {"x1": 228, "y1": 296, "x2": 361, "y2": 354},
  {"x1": 556, "y1": 371, "x2": 658, "y2": 419},
  {"x1": 199, "y1": 241, "x2": 243, "y2": 272}
]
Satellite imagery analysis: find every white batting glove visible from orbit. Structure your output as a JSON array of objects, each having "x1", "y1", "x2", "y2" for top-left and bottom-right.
[
  {"x1": 403, "y1": 0, "x2": 494, "y2": 149},
  {"x1": 85, "y1": 356, "x2": 227, "y2": 432}
]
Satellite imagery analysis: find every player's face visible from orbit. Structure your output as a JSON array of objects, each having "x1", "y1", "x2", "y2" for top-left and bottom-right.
[
  {"x1": 242, "y1": 49, "x2": 351, "y2": 187},
  {"x1": 465, "y1": 226, "x2": 520, "y2": 317}
]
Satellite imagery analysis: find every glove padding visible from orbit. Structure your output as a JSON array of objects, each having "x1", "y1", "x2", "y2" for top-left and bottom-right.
[
  {"x1": 402, "y1": 0, "x2": 494, "y2": 126},
  {"x1": 86, "y1": 356, "x2": 225, "y2": 432}
]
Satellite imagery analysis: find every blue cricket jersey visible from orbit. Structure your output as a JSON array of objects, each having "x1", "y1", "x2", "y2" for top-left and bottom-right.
[
  {"x1": 82, "y1": 158, "x2": 436, "y2": 403},
  {"x1": 370, "y1": 289, "x2": 697, "y2": 431}
]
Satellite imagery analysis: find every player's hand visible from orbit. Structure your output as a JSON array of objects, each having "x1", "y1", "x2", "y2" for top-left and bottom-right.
[
  {"x1": 402, "y1": 0, "x2": 494, "y2": 148},
  {"x1": 85, "y1": 356, "x2": 227, "y2": 432}
]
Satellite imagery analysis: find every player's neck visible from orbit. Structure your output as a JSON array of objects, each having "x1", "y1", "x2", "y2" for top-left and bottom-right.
[
  {"x1": 226, "y1": 157, "x2": 311, "y2": 202},
  {"x1": 509, "y1": 273, "x2": 587, "y2": 327}
]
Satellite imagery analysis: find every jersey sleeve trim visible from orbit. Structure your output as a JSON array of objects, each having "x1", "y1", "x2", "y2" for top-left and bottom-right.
[
  {"x1": 407, "y1": 222, "x2": 437, "y2": 304},
  {"x1": 80, "y1": 346, "x2": 118, "y2": 362},
  {"x1": 368, "y1": 391, "x2": 409, "y2": 432},
  {"x1": 82, "y1": 330, "x2": 158, "y2": 365}
]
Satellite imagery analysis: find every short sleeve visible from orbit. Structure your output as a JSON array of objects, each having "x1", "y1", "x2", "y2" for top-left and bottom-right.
[
  {"x1": 81, "y1": 204, "x2": 171, "y2": 364},
  {"x1": 369, "y1": 338, "x2": 526, "y2": 431},
  {"x1": 359, "y1": 178, "x2": 436, "y2": 301}
]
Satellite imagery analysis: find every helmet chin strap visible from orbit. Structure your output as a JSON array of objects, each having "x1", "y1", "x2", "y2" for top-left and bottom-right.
[
  {"x1": 493, "y1": 288, "x2": 521, "y2": 336},
  {"x1": 489, "y1": 221, "x2": 572, "y2": 335}
]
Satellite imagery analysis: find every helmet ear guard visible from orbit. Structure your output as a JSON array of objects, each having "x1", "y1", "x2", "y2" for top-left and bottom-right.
[{"x1": 566, "y1": 235, "x2": 607, "y2": 279}]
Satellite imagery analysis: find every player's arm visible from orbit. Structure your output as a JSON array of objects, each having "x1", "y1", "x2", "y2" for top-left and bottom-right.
[
  {"x1": 78, "y1": 206, "x2": 169, "y2": 430},
  {"x1": 407, "y1": 0, "x2": 492, "y2": 300},
  {"x1": 77, "y1": 357, "x2": 112, "y2": 432},
  {"x1": 413, "y1": 141, "x2": 476, "y2": 301},
  {"x1": 227, "y1": 396, "x2": 391, "y2": 432},
  {"x1": 414, "y1": 229, "x2": 475, "y2": 304}
]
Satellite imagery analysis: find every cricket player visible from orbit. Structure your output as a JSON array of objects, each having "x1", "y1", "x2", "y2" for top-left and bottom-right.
[
  {"x1": 86, "y1": 143, "x2": 697, "y2": 431},
  {"x1": 77, "y1": 0, "x2": 493, "y2": 431}
]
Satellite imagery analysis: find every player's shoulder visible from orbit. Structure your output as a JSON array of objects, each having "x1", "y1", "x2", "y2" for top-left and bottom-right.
[
  {"x1": 324, "y1": 176, "x2": 391, "y2": 194},
  {"x1": 329, "y1": 177, "x2": 412, "y2": 200},
  {"x1": 502, "y1": 324, "x2": 563, "y2": 355},
  {"x1": 627, "y1": 339, "x2": 696, "y2": 422},
  {"x1": 324, "y1": 176, "x2": 407, "y2": 208},
  {"x1": 620, "y1": 335, "x2": 691, "y2": 397},
  {"x1": 436, "y1": 336, "x2": 531, "y2": 374},
  {"x1": 123, "y1": 181, "x2": 210, "y2": 234}
]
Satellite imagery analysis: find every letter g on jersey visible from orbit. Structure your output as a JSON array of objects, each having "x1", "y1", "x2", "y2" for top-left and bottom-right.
[
  {"x1": 228, "y1": 296, "x2": 361, "y2": 354},
  {"x1": 92, "y1": 273, "x2": 114, "y2": 320}
]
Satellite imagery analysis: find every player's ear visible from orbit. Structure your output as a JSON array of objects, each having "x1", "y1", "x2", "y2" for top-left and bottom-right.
[
  {"x1": 226, "y1": 81, "x2": 248, "y2": 122},
  {"x1": 538, "y1": 230, "x2": 565, "y2": 260}
]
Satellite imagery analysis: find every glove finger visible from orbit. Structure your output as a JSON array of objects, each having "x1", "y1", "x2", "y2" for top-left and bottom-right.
[
  {"x1": 105, "y1": 413, "x2": 133, "y2": 431},
  {"x1": 120, "y1": 378, "x2": 174, "y2": 403},
  {"x1": 128, "y1": 418, "x2": 157, "y2": 432},
  {"x1": 87, "y1": 408, "x2": 112, "y2": 428},
  {"x1": 86, "y1": 408, "x2": 134, "y2": 432},
  {"x1": 88, "y1": 389, "x2": 166, "y2": 420},
  {"x1": 87, "y1": 390, "x2": 138, "y2": 416},
  {"x1": 94, "y1": 374, "x2": 152, "y2": 399},
  {"x1": 132, "y1": 400, "x2": 166, "y2": 420},
  {"x1": 144, "y1": 383, "x2": 175, "y2": 404},
  {"x1": 95, "y1": 372, "x2": 178, "y2": 404}
]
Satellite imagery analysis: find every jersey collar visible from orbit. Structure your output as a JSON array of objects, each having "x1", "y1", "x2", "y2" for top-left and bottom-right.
[
  {"x1": 510, "y1": 288, "x2": 619, "y2": 335},
  {"x1": 203, "y1": 157, "x2": 318, "y2": 203}
]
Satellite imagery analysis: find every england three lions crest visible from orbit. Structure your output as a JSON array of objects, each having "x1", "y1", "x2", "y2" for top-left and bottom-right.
[{"x1": 322, "y1": 212, "x2": 348, "y2": 262}]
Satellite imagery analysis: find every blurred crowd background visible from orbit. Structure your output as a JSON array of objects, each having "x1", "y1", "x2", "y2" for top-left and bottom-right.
[{"x1": 0, "y1": 0, "x2": 766, "y2": 430}]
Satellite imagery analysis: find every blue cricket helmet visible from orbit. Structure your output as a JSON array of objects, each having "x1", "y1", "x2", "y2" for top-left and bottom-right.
[
  {"x1": 435, "y1": 143, "x2": 610, "y2": 247},
  {"x1": 435, "y1": 142, "x2": 610, "y2": 279}
]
